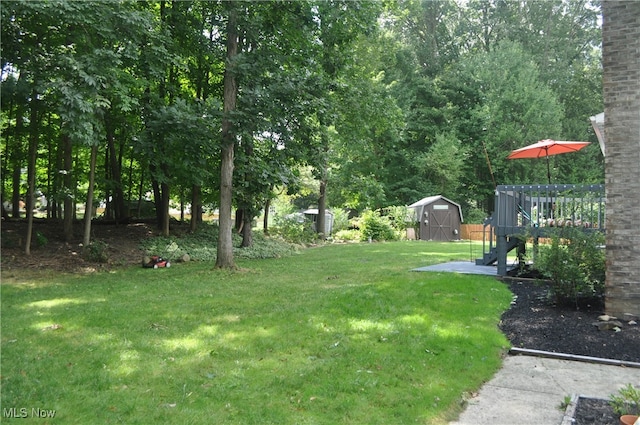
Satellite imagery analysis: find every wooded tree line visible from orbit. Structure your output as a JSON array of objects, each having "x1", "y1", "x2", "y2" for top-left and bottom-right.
[{"x1": 1, "y1": 0, "x2": 604, "y2": 266}]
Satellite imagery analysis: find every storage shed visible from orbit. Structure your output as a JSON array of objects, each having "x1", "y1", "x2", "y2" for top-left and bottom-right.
[
  {"x1": 302, "y1": 209, "x2": 334, "y2": 235},
  {"x1": 408, "y1": 195, "x2": 463, "y2": 241}
]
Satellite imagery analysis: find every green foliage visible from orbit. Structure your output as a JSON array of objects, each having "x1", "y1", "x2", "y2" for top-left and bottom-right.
[
  {"x1": 534, "y1": 228, "x2": 605, "y2": 304},
  {"x1": 140, "y1": 223, "x2": 299, "y2": 261},
  {"x1": 235, "y1": 232, "x2": 299, "y2": 260},
  {"x1": 382, "y1": 205, "x2": 412, "y2": 232},
  {"x1": 358, "y1": 209, "x2": 397, "y2": 242},
  {"x1": 83, "y1": 240, "x2": 109, "y2": 263},
  {"x1": 559, "y1": 395, "x2": 573, "y2": 411},
  {"x1": 330, "y1": 208, "x2": 350, "y2": 233},
  {"x1": 35, "y1": 231, "x2": 48, "y2": 247},
  {"x1": 1, "y1": 0, "x2": 605, "y2": 245},
  {"x1": 271, "y1": 213, "x2": 318, "y2": 245},
  {"x1": 333, "y1": 228, "x2": 361, "y2": 242},
  {"x1": 610, "y1": 384, "x2": 640, "y2": 416},
  {"x1": 464, "y1": 206, "x2": 488, "y2": 224}
]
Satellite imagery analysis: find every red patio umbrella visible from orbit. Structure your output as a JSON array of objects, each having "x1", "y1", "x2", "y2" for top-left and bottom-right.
[{"x1": 507, "y1": 139, "x2": 590, "y2": 183}]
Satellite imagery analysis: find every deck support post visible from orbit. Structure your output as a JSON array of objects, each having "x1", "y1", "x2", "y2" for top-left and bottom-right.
[{"x1": 496, "y1": 233, "x2": 508, "y2": 276}]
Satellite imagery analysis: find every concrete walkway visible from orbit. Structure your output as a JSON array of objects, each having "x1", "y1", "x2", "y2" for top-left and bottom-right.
[
  {"x1": 450, "y1": 354, "x2": 640, "y2": 425},
  {"x1": 415, "y1": 261, "x2": 640, "y2": 425}
]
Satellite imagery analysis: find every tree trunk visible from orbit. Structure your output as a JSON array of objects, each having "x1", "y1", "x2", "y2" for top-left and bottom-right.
[
  {"x1": 11, "y1": 97, "x2": 25, "y2": 219},
  {"x1": 83, "y1": 144, "x2": 98, "y2": 247},
  {"x1": 62, "y1": 134, "x2": 74, "y2": 242},
  {"x1": 215, "y1": 4, "x2": 239, "y2": 269},
  {"x1": 51, "y1": 134, "x2": 63, "y2": 220},
  {"x1": 24, "y1": 90, "x2": 39, "y2": 255},
  {"x1": 241, "y1": 209, "x2": 253, "y2": 248},
  {"x1": 190, "y1": 184, "x2": 201, "y2": 232},
  {"x1": 263, "y1": 197, "x2": 271, "y2": 235},
  {"x1": 161, "y1": 181, "x2": 170, "y2": 236},
  {"x1": 151, "y1": 176, "x2": 164, "y2": 229},
  {"x1": 106, "y1": 112, "x2": 127, "y2": 223},
  {"x1": 317, "y1": 177, "x2": 327, "y2": 239},
  {"x1": 103, "y1": 144, "x2": 113, "y2": 220}
]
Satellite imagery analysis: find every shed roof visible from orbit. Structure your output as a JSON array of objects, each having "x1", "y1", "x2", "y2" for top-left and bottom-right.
[
  {"x1": 408, "y1": 195, "x2": 463, "y2": 222},
  {"x1": 302, "y1": 209, "x2": 332, "y2": 216}
]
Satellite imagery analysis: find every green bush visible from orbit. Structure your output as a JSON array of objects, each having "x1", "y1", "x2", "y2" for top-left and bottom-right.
[
  {"x1": 36, "y1": 231, "x2": 48, "y2": 247},
  {"x1": 535, "y1": 228, "x2": 605, "y2": 304},
  {"x1": 464, "y1": 206, "x2": 488, "y2": 224},
  {"x1": 235, "y1": 232, "x2": 299, "y2": 259},
  {"x1": 610, "y1": 384, "x2": 640, "y2": 416},
  {"x1": 382, "y1": 205, "x2": 412, "y2": 232},
  {"x1": 330, "y1": 208, "x2": 350, "y2": 233},
  {"x1": 83, "y1": 240, "x2": 109, "y2": 263},
  {"x1": 358, "y1": 209, "x2": 397, "y2": 242},
  {"x1": 270, "y1": 213, "x2": 318, "y2": 245},
  {"x1": 333, "y1": 229, "x2": 361, "y2": 242}
]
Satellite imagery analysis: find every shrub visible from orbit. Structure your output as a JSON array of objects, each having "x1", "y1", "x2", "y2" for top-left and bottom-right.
[
  {"x1": 83, "y1": 240, "x2": 109, "y2": 263},
  {"x1": 333, "y1": 229, "x2": 361, "y2": 242},
  {"x1": 535, "y1": 228, "x2": 605, "y2": 305},
  {"x1": 358, "y1": 209, "x2": 397, "y2": 242},
  {"x1": 382, "y1": 205, "x2": 412, "y2": 232},
  {"x1": 464, "y1": 206, "x2": 488, "y2": 224},
  {"x1": 610, "y1": 384, "x2": 640, "y2": 416},
  {"x1": 36, "y1": 231, "x2": 48, "y2": 247},
  {"x1": 139, "y1": 222, "x2": 298, "y2": 261},
  {"x1": 272, "y1": 213, "x2": 317, "y2": 244},
  {"x1": 330, "y1": 208, "x2": 350, "y2": 233}
]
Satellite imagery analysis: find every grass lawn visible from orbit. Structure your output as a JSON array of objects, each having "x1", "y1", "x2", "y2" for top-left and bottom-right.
[{"x1": 1, "y1": 241, "x2": 512, "y2": 424}]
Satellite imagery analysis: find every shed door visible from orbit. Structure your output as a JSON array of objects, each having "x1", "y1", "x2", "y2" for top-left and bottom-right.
[{"x1": 429, "y1": 204, "x2": 453, "y2": 241}]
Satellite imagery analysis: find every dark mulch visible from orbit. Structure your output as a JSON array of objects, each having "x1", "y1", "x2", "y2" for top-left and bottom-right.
[
  {"x1": 499, "y1": 278, "x2": 639, "y2": 362},
  {"x1": 573, "y1": 398, "x2": 620, "y2": 425},
  {"x1": 499, "y1": 276, "x2": 640, "y2": 424}
]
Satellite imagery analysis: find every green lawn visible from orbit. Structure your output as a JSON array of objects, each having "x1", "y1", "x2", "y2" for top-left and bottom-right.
[{"x1": 1, "y1": 241, "x2": 512, "y2": 424}]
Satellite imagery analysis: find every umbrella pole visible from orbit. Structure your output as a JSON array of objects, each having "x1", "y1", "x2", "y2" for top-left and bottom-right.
[{"x1": 546, "y1": 156, "x2": 551, "y2": 184}]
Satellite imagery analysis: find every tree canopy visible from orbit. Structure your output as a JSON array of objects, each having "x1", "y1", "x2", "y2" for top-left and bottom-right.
[{"x1": 1, "y1": 0, "x2": 604, "y2": 258}]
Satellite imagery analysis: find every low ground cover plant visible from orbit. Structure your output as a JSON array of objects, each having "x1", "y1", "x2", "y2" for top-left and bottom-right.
[
  {"x1": 1, "y1": 241, "x2": 511, "y2": 424},
  {"x1": 140, "y1": 223, "x2": 300, "y2": 261}
]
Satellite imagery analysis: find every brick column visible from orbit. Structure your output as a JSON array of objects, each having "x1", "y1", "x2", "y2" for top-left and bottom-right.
[{"x1": 603, "y1": 1, "x2": 640, "y2": 317}]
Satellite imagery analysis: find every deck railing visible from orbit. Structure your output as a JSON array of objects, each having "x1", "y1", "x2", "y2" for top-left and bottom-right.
[
  {"x1": 479, "y1": 184, "x2": 605, "y2": 275},
  {"x1": 494, "y1": 184, "x2": 605, "y2": 233}
]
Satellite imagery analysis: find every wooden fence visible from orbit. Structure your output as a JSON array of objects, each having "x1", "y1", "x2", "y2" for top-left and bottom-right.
[{"x1": 460, "y1": 224, "x2": 486, "y2": 241}]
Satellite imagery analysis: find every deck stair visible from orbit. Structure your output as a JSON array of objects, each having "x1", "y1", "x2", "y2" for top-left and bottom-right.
[
  {"x1": 476, "y1": 184, "x2": 605, "y2": 275},
  {"x1": 475, "y1": 217, "x2": 521, "y2": 266}
]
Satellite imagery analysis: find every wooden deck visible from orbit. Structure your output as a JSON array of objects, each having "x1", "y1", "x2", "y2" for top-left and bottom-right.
[{"x1": 477, "y1": 184, "x2": 605, "y2": 275}]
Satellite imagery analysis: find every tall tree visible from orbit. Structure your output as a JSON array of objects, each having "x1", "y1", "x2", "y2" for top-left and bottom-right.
[{"x1": 216, "y1": 2, "x2": 239, "y2": 269}]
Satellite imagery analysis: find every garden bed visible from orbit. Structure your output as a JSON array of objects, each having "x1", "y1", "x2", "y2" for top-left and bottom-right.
[{"x1": 499, "y1": 278, "x2": 639, "y2": 424}]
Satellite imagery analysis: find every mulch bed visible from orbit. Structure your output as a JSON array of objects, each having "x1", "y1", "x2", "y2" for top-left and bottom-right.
[{"x1": 499, "y1": 277, "x2": 640, "y2": 424}]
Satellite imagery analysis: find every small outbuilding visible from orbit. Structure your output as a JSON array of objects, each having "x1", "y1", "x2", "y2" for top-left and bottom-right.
[
  {"x1": 303, "y1": 209, "x2": 334, "y2": 235},
  {"x1": 408, "y1": 195, "x2": 463, "y2": 241}
]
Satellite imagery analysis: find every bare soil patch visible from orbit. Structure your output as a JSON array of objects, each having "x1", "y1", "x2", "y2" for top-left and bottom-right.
[{"x1": 1, "y1": 218, "x2": 155, "y2": 273}]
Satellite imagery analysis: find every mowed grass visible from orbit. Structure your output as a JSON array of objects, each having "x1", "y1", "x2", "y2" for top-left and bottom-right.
[{"x1": 1, "y1": 241, "x2": 512, "y2": 424}]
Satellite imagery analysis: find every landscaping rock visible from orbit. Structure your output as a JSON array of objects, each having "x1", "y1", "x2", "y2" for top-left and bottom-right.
[{"x1": 593, "y1": 320, "x2": 624, "y2": 331}]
